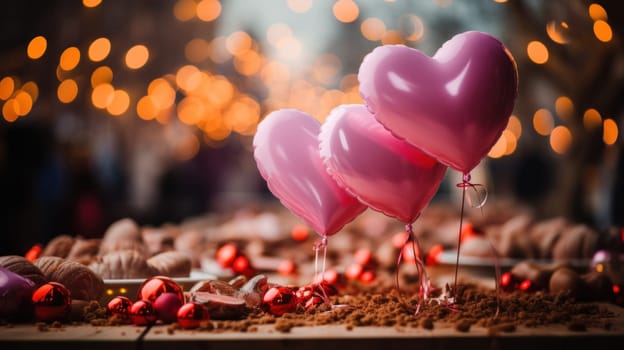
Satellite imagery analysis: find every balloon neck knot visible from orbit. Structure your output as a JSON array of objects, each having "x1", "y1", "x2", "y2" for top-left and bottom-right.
[
  {"x1": 455, "y1": 172, "x2": 488, "y2": 209},
  {"x1": 314, "y1": 236, "x2": 328, "y2": 251},
  {"x1": 462, "y1": 173, "x2": 471, "y2": 183}
]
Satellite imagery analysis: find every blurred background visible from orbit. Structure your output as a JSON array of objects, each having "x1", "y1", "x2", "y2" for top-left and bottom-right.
[{"x1": 0, "y1": 0, "x2": 622, "y2": 255}]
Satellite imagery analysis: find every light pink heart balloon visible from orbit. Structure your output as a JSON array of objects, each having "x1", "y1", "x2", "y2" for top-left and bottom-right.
[
  {"x1": 358, "y1": 31, "x2": 518, "y2": 174},
  {"x1": 253, "y1": 109, "x2": 366, "y2": 236},
  {"x1": 320, "y1": 105, "x2": 447, "y2": 223}
]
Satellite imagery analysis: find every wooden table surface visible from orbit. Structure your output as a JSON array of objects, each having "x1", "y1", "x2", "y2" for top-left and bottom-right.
[{"x1": 2, "y1": 302, "x2": 623, "y2": 350}]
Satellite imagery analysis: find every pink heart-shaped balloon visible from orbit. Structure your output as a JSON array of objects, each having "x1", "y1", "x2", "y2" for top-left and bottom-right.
[
  {"x1": 358, "y1": 31, "x2": 518, "y2": 174},
  {"x1": 253, "y1": 109, "x2": 366, "y2": 236},
  {"x1": 320, "y1": 104, "x2": 447, "y2": 223}
]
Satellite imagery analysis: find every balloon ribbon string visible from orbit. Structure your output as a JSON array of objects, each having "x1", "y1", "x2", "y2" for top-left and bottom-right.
[
  {"x1": 489, "y1": 239, "x2": 501, "y2": 318},
  {"x1": 452, "y1": 182, "x2": 467, "y2": 302},
  {"x1": 394, "y1": 222, "x2": 429, "y2": 314},
  {"x1": 452, "y1": 174, "x2": 489, "y2": 302},
  {"x1": 313, "y1": 236, "x2": 330, "y2": 304}
]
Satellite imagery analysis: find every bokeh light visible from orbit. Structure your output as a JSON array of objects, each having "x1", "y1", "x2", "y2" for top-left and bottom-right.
[
  {"x1": 507, "y1": 115, "x2": 522, "y2": 138},
  {"x1": 91, "y1": 66, "x2": 113, "y2": 87},
  {"x1": 88, "y1": 37, "x2": 111, "y2": 62},
  {"x1": 603, "y1": 119, "x2": 618, "y2": 145},
  {"x1": 287, "y1": 0, "x2": 313, "y2": 13},
  {"x1": 400, "y1": 14, "x2": 425, "y2": 42},
  {"x1": 593, "y1": 20, "x2": 613, "y2": 42},
  {"x1": 82, "y1": 0, "x2": 102, "y2": 8},
  {"x1": 59, "y1": 47, "x2": 81, "y2": 71},
  {"x1": 361, "y1": 18, "x2": 386, "y2": 41},
  {"x1": 583, "y1": 108, "x2": 602, "y2": 130},
  {"x1": 588, "y1": 3, "x2": 607, "y2": 21},
  {"x1": 27, "y1": 36, "x2": 47, "y2": 60},
  {"x1": 2, "y1": 99, "x2": 19, "y2": 122},
  {"x1": 174, "y1": 0, "x2": 196, "y2": 21},
  {"x1": 0, "y1": 77, "x2": 15, "y2": 100},
  {"x1": 14, "y1": 90, "x2": 33, "y2": 116},
  {"x1": 546, "y1": 21, "x2": 569, "y2": 44},
  {"x1": 107, "y1": 89, "x2": 130, "y2": 116},
  {"x1": 57, "y1": 79, "x2": 79, "y2": 104},
  {"x1": 196, "y1": 0, "x2": 221, "y2": 22},
  {"x1": 555, "y1": 96, "x2": 574, "y2": 121},
  {"x1": 549, "y1": 126, "x2": 572, "y2": 154},
  {"x1": 533, "y1": 108, "x2": 554, "y2": 136},
  {"x1": 125, "y1": 45, "x2": 149, "y2": 69},
  {"x1": 527, "y1": 41, "x2": 548, "y2": 64},
  {"x1": 333, "y1": 0, "x2": 359, "y2": 23},
  {"x1": 92, "y1": 83, "x2": 115, "y2": 109}
]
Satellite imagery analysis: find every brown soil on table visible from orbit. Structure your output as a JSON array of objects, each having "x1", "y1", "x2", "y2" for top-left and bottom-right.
[{"x1": 163, "y1": 280, "x2": 616, "y2": 334}]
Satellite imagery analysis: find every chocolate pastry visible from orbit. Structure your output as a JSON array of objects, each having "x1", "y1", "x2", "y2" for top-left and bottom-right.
[
  {"x1": 66, "y1": 238, "x2": 101, "y2": 264},
  {"x1": 99, "y1": 218, "x2": 144, "y2": 256},
  {"x1": 89, "y1": 250, "x2": 157, "y2": 279},
  {"x1": 147, "y1": 251, "x2": 192, "y2": 277},
  {"x1": 41, "y1": 235, "x2": 75, "y2": 258},
  {"x1": 35, "y1": 256, "x2": 104, "y2": 301},
  {"x1": 0, "y1": 255, "x2": 47, "y2": 287}
]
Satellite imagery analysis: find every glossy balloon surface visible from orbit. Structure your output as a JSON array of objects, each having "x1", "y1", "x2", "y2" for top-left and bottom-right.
[
  {"x1": 320, "y1": 104, "x2": 447, "y2": 223},
  {"x1": 253, "y1": 109, "x2": 366, "y2": 236},
  {"x1": 359, "y1": 31, "x2": 518, "y2": 173}
]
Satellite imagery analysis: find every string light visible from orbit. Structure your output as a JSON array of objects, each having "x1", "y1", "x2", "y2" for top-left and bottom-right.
[
  {"x1": 196, "y1": 0, "x2": 221, "y2": 22},
  {"x1": 88, "y1": 37, "x2": 111, "y2": 62},
  {"x1": 333, "y1": 0, "x2": 359, "y2": 23},
  {"x1": 27, "y1": 36, "x2": 47, "y2": 60},
  {"x1": 125, "y1": 45, "x2": 149, "y2": 69},
  {"x1": 527, "y1": 41, "x2": 548, "y2": 64}
]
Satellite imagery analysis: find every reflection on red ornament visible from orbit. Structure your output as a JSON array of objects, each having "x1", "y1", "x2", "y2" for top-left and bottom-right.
[
  {"x1": 291, "y1": 225, "x2": 309, "y2": 241},
  {"x1": 24, "y1": 244, "x2": 42, "y2": 262},
  {"x1": 614, "y1": 285, "x2": 621, "y2": 294},
  {"x1": 177, "y1": 302, "x2": 209, "y2": 329},
  {"x1": 519, "y1": 279, "x2": 532, "y2": 292},
  {"x1": 360, "y1": 270, "x2": 375, "y2": 284},
  {"x1": 216, "y1": 243, "x2": 238, "y2": 268},
  {"x1": 345, "y1": 263, "x2": 363, "y2": 280},
  {"x1": 262, "y1": 286, "x2": 297, "y2": 316},
  {"x1": 277, "y1": 259, "x2": 296, "y2": 275},
  {"x1": 107, "y1": 296, "x2": 133, "y2": 323},
  {"x1": 392, "y1": 231, "x2": 409, "y2": 248},
  {"x1": 129, "y1": 300, "x2": 157, "y2": 326},
  {"x1": 354, "y1": 248, "x2": 372, "y2": 266},
  {"x1": 138, "y1": 276, "x2": 184, "y2": 304},
  {"x1": 32, "y1": 282, "x2": 71, "y2": 322},
  {"x1": 426, "y1": 244, "x2": 444, "y2": 266}
]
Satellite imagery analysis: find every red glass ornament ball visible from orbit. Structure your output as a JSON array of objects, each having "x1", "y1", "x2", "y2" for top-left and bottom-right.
[
  {"x1": 262, "y1": 286, "x2": 298, "y2": 316},
  {"x1": 138, "y1": 276, "x2": 184, "y2": 304},
  {"x1": 32, "y1": 282, "x2": 71, "y2": 322},
  {"x1": 177, "y1": 302, "x2": 210, "y2": 329},
  {"x1": 153, "y1": 292, "x2": 184, "y2": 323},
  {"x1": 129, "y1": 299, "x2": 157, "y2": 326},
  {"x1": 107, "y1": 296, "x2": 133, "y2": 323}
]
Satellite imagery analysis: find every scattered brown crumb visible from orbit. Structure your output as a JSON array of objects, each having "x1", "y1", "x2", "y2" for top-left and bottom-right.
[
  {"x1": 36, "y1": 322, "x2": 49, "y2": 332},
  {"x1": 568, "y1": 322, "x2": 587, "y2": 332},
  {"x1": 421, "y1": 317, "x2": 434, "y2": 330},
  {"x1": 455, "y1": 320, "x2": 471, "y2": 332}
]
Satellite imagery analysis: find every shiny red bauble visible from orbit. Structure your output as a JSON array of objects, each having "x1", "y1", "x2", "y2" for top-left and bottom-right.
[
  {"x1": 32, "y1": 282, "x2": 71, "y2": 322},
  {"x1": 177, "y1": 302, "x2": 210, "y2": 329},
  {"x1": 153, "y1": 292, "x2": 183, "y2": 323},
  {"x1": 138, "y1": 276, "x2": 184, "y2": 304},
  {"x1": 106, "y1": 296, "x2": 133, "y2": 323},
  {"x1": 262, "y1": 286, "x2": 298, "y2": 316},
  {"x1": 129, "y1": 299, "x2": 157, "y2": 326}
]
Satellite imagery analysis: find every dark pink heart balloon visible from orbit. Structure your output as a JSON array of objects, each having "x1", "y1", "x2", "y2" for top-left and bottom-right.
[
  {"x1": 358, "y1": 31, "x2": 518, "y2": 174},
  {"x1": 320, "y1": 104, "x2": 447, "y2": 223},
  {"x1": 253, "y1": 109, "x2": 366, "y2": 236}
]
